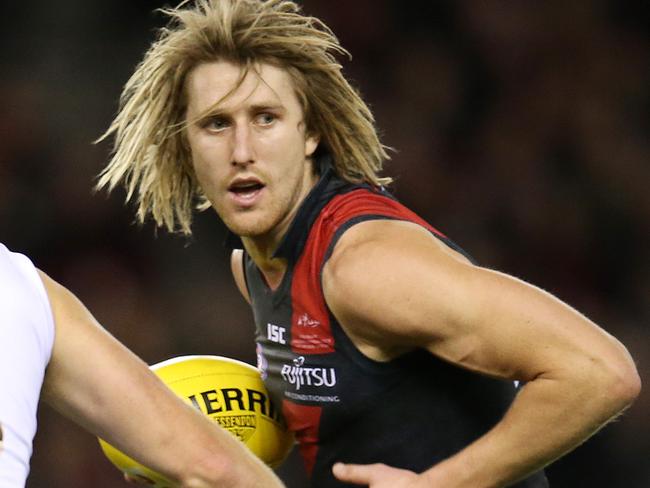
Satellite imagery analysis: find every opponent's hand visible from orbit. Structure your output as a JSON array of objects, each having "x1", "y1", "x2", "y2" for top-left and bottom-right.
[
  {"x1": 124, "y1": 473, "x2": 156, "y2": 485},
  {"x1": 332, "y1": 462, "x2": 421, "y2": 487}
]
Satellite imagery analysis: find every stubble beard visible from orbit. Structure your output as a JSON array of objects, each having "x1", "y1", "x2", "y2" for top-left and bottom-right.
[
  {"x1": 218, "y1": 196, "x2": 284, "y2": 241},
  {"x1": 218, "y1": 166, "x2": 315, "y2": 243}
]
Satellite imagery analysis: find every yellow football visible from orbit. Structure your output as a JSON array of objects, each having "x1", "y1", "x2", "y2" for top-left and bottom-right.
[{"x1": 98, "y1": 355, "x2": 293, "y2": 487}]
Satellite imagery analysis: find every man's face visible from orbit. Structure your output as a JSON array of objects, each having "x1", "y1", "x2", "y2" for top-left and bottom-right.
[{"x1": 185, "y1": 60, "x2": 319, "y2": 246}]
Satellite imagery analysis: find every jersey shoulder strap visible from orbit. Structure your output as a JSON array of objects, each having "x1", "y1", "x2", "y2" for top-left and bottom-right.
[{"x1": 289, "y1": 188, "x2": 454, "y2": 355}]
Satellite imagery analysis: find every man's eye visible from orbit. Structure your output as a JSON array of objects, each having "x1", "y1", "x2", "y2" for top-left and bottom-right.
[
  {"x1": 205, "y1": 117, "x2": 229, "y2": 131},
  {"x1": 256, "y1": 113, "x2": 276, "y2": 125}
]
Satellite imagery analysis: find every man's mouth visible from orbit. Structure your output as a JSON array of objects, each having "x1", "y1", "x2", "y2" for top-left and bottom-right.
[
  {"x1": 228, "y1": 178, "x2": 266, "y2": 204},
  {"x1": 229, "y1": 180, "x2": 265, "y2": 195}
]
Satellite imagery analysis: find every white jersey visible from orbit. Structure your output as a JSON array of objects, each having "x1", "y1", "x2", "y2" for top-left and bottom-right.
[{"x1": 0, "y1": 244, "x2": 55, "y2": 487}]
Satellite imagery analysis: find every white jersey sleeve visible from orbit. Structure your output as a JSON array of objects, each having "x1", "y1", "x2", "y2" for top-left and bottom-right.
[{"x1": 0, "y1": 244, "x2": 55, "y2": 487}]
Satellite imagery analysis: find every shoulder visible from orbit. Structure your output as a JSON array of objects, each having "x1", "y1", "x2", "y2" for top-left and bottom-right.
[
  {"x1": 0, "y1": 247, "x2": 54, "y2": 345},
  {"x1": 0, "y1": 245, "x2": 44, "y2": 298},
  {"x1": 230, "y1": 249, "x2": 250, "y2": 304},
  {"x1": 312, "y1": 188, "x2": 460, "y2": 268},
  {"x1": 324, "y1": 218, "x2": 471, "y2": 286},
  {"x1": 321, "y1": 219, "x2": 474, "y2": 349}
]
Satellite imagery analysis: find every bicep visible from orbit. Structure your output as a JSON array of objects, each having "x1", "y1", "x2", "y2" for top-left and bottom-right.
[
  {"x1": 425, "y1": 264, "x2": 628, "y2": 381},
  {"x1": 38, "y1": 271, "x2": 171, "y2": 437},
  {"x1": 323, "y1": 221, "x2": 628, "y2": 383},
  {"x1": 36, "y1": 272, "x2": 262, "y2": 484}
]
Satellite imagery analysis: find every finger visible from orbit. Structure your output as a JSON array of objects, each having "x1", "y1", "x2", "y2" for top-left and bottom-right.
[
  {"x1": 124, "y1": 474, "x2": 140, "y2": 485},
  {"x1": 332, "y1": 462, "x2": 381, "y2": 484},
  {"x1": 124, "y1": 473, "x2": 156, "y2": 485}
]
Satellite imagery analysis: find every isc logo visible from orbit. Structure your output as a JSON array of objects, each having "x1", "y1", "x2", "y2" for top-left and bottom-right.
[{"x1": 267, "y1": 323, "x2": 286, "y2": 344}]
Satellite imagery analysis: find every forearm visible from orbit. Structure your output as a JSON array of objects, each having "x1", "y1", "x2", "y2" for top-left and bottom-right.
[
  {"x1": 52, "y1": 355, "x2": 284, "y2": 488},
  {"x1": 125, "y1": 392, "x2": 281, "y2": 487},
  {"x1": 39, "y1": 272, "x2": 285, "y2": 488},
  {"x1": 420, "y1": 368, "x2": 638, "y2": 488},
  {"x1": 66, "y1": 356, "x2": 285, "y2": 487},
  {"x1": 164, "y1": 404, "x2": 285, "y2": 488}
]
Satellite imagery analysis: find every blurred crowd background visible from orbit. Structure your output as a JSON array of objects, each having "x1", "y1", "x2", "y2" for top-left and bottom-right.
[{"x1": 1, "y1": 0, "x2": 648, "y2": 486}]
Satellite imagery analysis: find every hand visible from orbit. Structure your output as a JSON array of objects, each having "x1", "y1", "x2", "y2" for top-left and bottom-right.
[
  {"x1": 124, "y1": 473, "x2": 157, "y2": 485},
  {"x1": 332, "y1": 462, "x2": 422, "y2": 487}
]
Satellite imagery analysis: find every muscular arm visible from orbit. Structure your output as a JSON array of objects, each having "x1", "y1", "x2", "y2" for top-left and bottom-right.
[
  {"x1": 323, "y1": 220, "x2": 640, "y2": 488},
  {"x1": 38, "y1": 270, "x2": 283, "y2": 488}
]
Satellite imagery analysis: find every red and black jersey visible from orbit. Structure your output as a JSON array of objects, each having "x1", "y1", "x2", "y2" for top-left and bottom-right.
[{"x1": 238, "y1": 158, "x2": 548, "y2": 487}]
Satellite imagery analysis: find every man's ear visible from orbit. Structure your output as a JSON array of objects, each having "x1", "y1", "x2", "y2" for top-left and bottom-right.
[{"x1": 305, "y1": 133, "x2": 320, "y2": 157}]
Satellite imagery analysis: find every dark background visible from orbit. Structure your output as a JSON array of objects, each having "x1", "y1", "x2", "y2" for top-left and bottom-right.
[{"x1": 0, "y1": 1, "x2": 647, "y2": 486}]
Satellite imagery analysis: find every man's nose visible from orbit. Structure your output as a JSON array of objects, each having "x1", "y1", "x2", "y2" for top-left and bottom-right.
[{"x1": 231, "y1": 124, "x2": 254, "y2": 166}]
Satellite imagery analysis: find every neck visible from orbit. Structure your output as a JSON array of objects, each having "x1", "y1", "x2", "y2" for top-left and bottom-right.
[
  {"x1": 239, "y1": 159, "x2": 320, "y2": 289},
  {"x1": 242, "y1": 238, "x2": 288, "y2": 290}
]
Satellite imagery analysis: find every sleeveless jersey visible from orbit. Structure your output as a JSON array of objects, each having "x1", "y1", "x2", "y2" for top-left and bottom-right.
[
  {"x1": 0, "y1": 244, "x2": 55, "y2": 487},
  {"x1": 240, "y1": 163, "x2": 548, "y2": 487}
]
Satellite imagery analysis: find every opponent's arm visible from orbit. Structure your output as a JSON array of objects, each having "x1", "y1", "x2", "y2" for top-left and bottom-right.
[
  {"x1": 324, "y1": 220, "x2": 640, "y2": 488},
  {"x1": 38, "y1": 270, "x2": 284, "y2": 488}
]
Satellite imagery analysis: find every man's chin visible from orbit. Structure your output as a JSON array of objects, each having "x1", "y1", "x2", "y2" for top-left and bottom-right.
[{"x1": 224, "y1": 220, "x2": 271, "y2": 239}]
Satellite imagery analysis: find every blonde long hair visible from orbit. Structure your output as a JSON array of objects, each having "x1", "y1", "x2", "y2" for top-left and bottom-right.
[{"x1": 97, "y1": 0, "x2": 391, "y2": 234}]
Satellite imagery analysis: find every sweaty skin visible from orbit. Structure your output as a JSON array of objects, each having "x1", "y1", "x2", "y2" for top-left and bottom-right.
[
  {"x1": 185, "y1": 60, "x2": 319, "y2": 278},
  {"x1": 323, "y1": 219, "x2": 640, "y2": 487},
  {"x1": 39, "y1": 270, "x2": 284, "y2": 488},
  {"x1": 186, "y1": 60, "x2": 639, "y2": 488}
]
